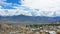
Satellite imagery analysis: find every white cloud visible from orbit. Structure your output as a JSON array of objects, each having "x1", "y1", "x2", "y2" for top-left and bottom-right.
[
  {"x1": 0, "y1": 0, "x2": 60, "y2": 17},
  {"x1": 23, "y1": 0, "x2": 60, "y2": 11}
]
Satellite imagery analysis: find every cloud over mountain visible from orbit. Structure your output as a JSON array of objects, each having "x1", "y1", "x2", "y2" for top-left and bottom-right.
[{"x1": 0, "y1": 0, "x2": 60, "y2": 17}]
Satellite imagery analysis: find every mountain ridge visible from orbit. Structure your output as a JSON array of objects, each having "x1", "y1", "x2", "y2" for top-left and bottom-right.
[{"x1": 0, "y1": 15, "x2": 60, "y2": 24}]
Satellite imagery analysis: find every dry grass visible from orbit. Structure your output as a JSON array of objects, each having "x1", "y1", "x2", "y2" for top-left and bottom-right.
[{"x1": 0, "y1": 24, "x2": 60, "y2": 34}]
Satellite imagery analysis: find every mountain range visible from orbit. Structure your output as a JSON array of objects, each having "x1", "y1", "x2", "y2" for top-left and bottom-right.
[{"x1": 0, "y1": 15, "x2": 60, "y2": 24}]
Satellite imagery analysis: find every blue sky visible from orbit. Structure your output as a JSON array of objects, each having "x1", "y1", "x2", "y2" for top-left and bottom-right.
[
  {"x1": 5, "y1": 0, "x2": 20, "y2": 4},
  {"x1": 0, "y1": 0, "x2": 60, "y2": 17},
  {"x1": 0, "y1": 0, "x2": 21, "y2": 9}
]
